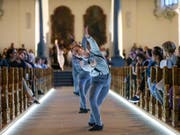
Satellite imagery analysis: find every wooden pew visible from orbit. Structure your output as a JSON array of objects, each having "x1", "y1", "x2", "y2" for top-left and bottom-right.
[
  {"x1": 127, "y1": 67, "x2": 133, "y2": 99},
  {"x1": 14, "y1": 68, "x2": 20, "y2": 117},
  {"x1": 143, "y1": 66, "x2": 150, "y2": 112},
  {"x1": 110, "y1": 66, "x2": 180, "y2": 129},
  {"x1": 119, "y1": 68, "x2": 123, "y2": 96},
  {"x1": 162, "y1": 67, "x2": 172, "y2": 122},
  {"x1": 19, "y1": 68, "x2": 24, "y2": 113},
  {"x1": 155, "y1": 67, "x2": 163, "y2": 119},
  {"x1": 0, "y1": 67, "x2": 53, "y2": 129},
  {"x1": 130, "y1": 66, "x2": 137, "y2": 98},
  {"x1": 8, "y1": 68, "x2": 15, "y2": 120},
  {"x1": 149, "y1": 67, "x2": 156, "y2": 115},
  {"x1": 1, "y1": 67, "x2": 10, "y2": 126},
  {"x1": 29, "y1": 68, "x2": 34, "y2": 95},
  {"x1": 124, "y1": 67, "x2": 130, "y2": 98},
  {"x1": 111, "y1": 68, "x2": 120, "y2": 93},
  {"x1": 23, "y1": 68, "x2": 28, "y2": 110},
  {"x1": 0, "y1": 68, "x2": 2, "y2": 129},
  {"x1": 172, "y1": 67, "x2": 180, "y2": 127},
  {"x1": 139, "y1": 66, "x2": 147, "y2": 109},
  {"x1": 110, "y1": 68, "x2": 115, "y2": 90}
]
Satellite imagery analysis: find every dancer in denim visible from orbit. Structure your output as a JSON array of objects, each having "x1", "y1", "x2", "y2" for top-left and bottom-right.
[
  {"x1": 78, "y1": 70, "x2": 91, "y2": 113},
  {"x1": 72, "y1": 37, "x2": 89, "y2": 96},
  {"x1": 71, "y1": 36, "x2": 92, "y2": 113},
  {"x1": 72, "y1": 56, "x2": 80, "y2": 96},
  {"x1": 78, "y1": 37, "x2": 91, "y2": 113},
  {"x1": 71, "y1": 27, "x2": 111, "y2": 131},
  {"x1": 86, "y1": 35, "x2": 111, "y2": 131}
]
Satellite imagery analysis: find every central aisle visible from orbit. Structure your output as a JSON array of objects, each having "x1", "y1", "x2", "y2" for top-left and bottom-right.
[{"x1": 6, "y1": 87, "x2": 172, "y2": 135}]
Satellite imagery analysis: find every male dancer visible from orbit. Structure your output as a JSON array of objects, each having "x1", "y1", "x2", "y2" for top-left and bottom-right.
[{"x1": 71, "y1": 27, "x2": 111, "y2": 131}]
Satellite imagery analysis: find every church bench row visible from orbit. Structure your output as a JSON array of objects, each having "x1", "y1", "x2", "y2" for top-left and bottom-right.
[
  {"x1": 111, "y1": 66, "x2": 180, "y2": 128},
  {"x1": 0, "y1": 67, "x2": 53, "y2": 129}
]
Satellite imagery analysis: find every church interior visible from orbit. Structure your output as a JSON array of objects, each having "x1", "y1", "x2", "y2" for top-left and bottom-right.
[{"x1": 0, "y1": 0, "x2": 180, "y2": 135}]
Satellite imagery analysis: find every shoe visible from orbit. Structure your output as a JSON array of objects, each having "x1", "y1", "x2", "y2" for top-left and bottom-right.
[
  {"x1": 73, "y1": 92, "x2": 79, "y2": 96},
  {"x1": 88, "y1": 122, "x2": 95, "y2": 127},
  {"x1": 78, "y1": 108, "x2": 90, "y2": 113},
  {"x1": 38, "y1": 89, "x2": 44, "y2": 95},
  {"x1": 33, "y1": 99, "x2": 40, "y2": 104},
  {"x1": 129, "y1": 96, "x2": 140, "y2": 103},
  {"x1": 88, "y1": 124, "x2": 103, "y2": 131}
]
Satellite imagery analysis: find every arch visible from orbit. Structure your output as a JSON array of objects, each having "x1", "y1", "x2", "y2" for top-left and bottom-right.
[
  {"x1": 84, "y1": 5, "x2": 107, "y2": 46},
  {"x1": 51, "y1": 6, "x2": 74, "y2": 47}
]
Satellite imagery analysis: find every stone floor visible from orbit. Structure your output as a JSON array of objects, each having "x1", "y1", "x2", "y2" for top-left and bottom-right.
[{"x1": 2, "y1": 87, "x2": 179, "y2": 135}]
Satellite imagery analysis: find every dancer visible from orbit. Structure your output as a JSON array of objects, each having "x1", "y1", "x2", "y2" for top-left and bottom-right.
[
  {"x1": 55, "y1": 39, "x2": 65, "y2": 70},
  {"x1": 71, "y1": 36, "x2": 91, "y2": 113},
  {"x1": 71, "y1": 27, "x2": 111, "y2": 131}
]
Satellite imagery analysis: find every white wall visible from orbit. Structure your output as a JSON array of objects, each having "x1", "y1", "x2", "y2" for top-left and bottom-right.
[
  {"x1": 0, "y1": 0, "x2": 35, "y2": 52},
  {"x1": 49, "y1": 0, "x2": 112, "y2": 48},
  {"x1": 0, "y1": 0, "x2": 179, "y2": 56},
  {"x1": 121, "y1": 0, "x2": 179, "y2": 54}
]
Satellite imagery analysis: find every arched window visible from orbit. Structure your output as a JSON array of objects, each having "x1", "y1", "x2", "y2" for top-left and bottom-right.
[
  {"x1": 51, "y1": 6, "x2": 74, "y2": 47},
  {"x1": 84, "y1": 5, "x2": 106, "y2": 46}
]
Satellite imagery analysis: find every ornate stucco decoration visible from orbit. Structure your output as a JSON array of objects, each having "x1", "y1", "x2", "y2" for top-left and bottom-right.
[{"x1": 153, "y1": 0, "x2": 178, "y2": 21}]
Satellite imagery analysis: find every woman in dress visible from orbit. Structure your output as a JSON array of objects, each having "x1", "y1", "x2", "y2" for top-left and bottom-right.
[{"x1": 55, "y1": 39, "x2": 65, "y2": 70}]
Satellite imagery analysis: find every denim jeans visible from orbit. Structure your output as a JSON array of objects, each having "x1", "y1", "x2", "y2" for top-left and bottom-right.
[
  {"x1": 147, "y1": 78, "x2": 163, "y2": 104},
  {"x1": 79, "y1": 71, "x2": 91, "y2": 109},
  {"x1": 89, "y1": 74, "x2": 111, "y2": 126},
  {"x1": 72, "y1": 66, "x2": 79, "y2": 93}
]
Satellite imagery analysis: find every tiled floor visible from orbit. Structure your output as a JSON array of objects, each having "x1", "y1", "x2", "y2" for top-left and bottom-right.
[{"x1": 3, "y1": 87, "x2": 179, "y2": 135}]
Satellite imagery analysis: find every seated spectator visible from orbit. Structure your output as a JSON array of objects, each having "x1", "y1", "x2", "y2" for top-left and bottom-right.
[
  {"x1": 145, "y1": 48, "x2": 152, "y2": 60},
  {"x1": 0, "y1": 48, "x2": 40, "y2": 104},
  {"x1": 34, "y1": 57, "x2": 42, "y2": 68},
  {"x1": 125, "y1": 51, "x2": 137, "y2": 99},
  {"x1": 160, "y1": 41, "x2": 177, "y2": 69},
  {"x1": 22, "y1": 78, "x2": 40, "y2": 104},
  {"x1": 28, "y1": 49, "x2": 35, "y2": 63},
  {"x1": 41, "y1": 57, "x2": 49, "y2": 69},
  {"x1": 16, "y1": 49, "x2": 29, "y2": 68},
  {"x1": 147, "y1": 46, "x2": 164, "y2": 104},
  {"x1": 178, "y1": 46, "x2": 180, "y2": 57},
  {"x1": 125, "y1": 51, "x2": 136, "y2": 66},
  {"x1": 154, "y1": 41, "x2": 177, "y2": 103},
  {"x1": 129, "y1": 53, "x2": 149, "y2": 103},
  {"x1": 2, "y1": 48, "x2": 7, "y2": 59},
  {"x1": 0, "y1": 48, "x2": 18, "y2": 67}
]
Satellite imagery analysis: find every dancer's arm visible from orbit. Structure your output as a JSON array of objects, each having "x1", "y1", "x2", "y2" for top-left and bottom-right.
[
  {"x1": 84, "y1": 27, "x2": 100, "y2": 54},
  {"x1": 55, "y1": 39, "x2": 60, "y2": 54}
]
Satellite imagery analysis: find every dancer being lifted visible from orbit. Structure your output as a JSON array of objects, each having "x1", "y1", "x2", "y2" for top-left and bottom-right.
[{"x1": 55, "y1": 39, "x2": 65, "y2": 70}]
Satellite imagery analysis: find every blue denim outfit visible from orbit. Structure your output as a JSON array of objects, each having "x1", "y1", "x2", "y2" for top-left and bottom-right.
[
  {"x1": 72, "y1": 56, "x2": 82, "y2": 93},
  {"x1": 146, "y1": 60, "x2": 163, "y2": 104},
  {"x1": 78, "y1": 70, "x2": 91, "y2": 109},
  {"x1": 78, "y1": 37, "x2": 92, "y2": 109},
  {"x1": 81, "y1": 36, "x2": 111, "y2": 126},
  {"x1": 72, "y1": 37, "x2": 92, "y2": 109},
  {"x1": 147, "y1": 78, "x2": 163, "y2": 104}
]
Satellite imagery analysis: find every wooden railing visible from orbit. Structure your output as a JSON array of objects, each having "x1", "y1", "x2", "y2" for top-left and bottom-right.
[
  {"x1": 111, "y1": 66, "x2": 180, "y2": 128},
  {"x1": 0, "y1": 67, "x2": 53, "y2": 129}
]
